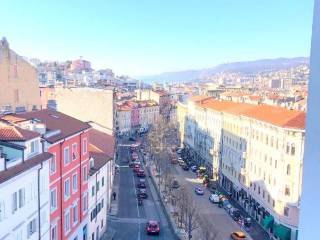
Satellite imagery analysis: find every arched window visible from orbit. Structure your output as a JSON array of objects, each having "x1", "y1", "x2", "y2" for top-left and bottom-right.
[
  {"x1": 287, "y1": 164, "x2": 291, "y2": 175},
  {"x1": 291, "y1": 143, "x2": 296, "y2": 156}
]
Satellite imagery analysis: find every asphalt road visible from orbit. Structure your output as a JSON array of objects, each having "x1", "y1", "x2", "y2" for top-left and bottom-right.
[{"x1": 108, "y1": 138, "x2": 175, "y2": 240}]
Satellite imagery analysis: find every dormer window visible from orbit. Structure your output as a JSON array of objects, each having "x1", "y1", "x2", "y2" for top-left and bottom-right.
[{"x1": 30, "y1": 140, "x2": 39, "y2": 155}]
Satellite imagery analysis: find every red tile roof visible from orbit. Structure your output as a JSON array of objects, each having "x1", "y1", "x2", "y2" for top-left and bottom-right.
[
  {"x1": 0, "y1": 126, "x2": 40, "y2": 141},
  {"x1": 197, "y1": 98, "x2": 305, "y2": 129},
  {"x1": 2, "y1": 109, "x2": 91, "y2": 143},
  {"x1": 89, "y1": 129, "x2": 115, "y2": 158}
]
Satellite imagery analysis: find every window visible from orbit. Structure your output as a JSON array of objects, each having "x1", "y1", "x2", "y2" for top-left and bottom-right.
[
  {"x1": 91, "y1": 186, "x2": 95, "y2": 197},
  {"x1": 0, "y1": 201, "x2": 5, "y2": 221},
  {"x1": 286, "y1": 144, "x2": 290, "y2": 154},
  {"x1": 284, "y1": 207, "x2": 289, "y2": 217},
  {"x1": 102, "y1": 177, "x2": 105, "y2": 187},
  {"x1": 18, "y1": 188, "x2": 25, "y2": 208},
  {"x1": 274, "y1": 160, "x2": 277, "y2": 169},
  {"x1": 82, "y1": 138, "x2": 87, "y2": 155},
  {"x1": 12, "y1": 192, "x2": 17, "y2": 213},
  {"x1": 73, "y1": 203, "x2": 78, "y2": 224},
  {"x1": 83, "y1": 193, "x2": 88, "y2": 213},
  {"x1": 30, "y1": 140, "x2": 38, "y2": 154},
  {"x1": 64, "y1": 147, "x2": 70, "y2": 165},
  {"x1": 50, "y1": 188, "x2": 57, "y2": 212},
  {"x1": 285, "y1": 186, "x2": 290, "y2": 196},
  {"x1": 291, "y1": 144, "x2": 296, "y2": 156},
  {"x1": 286, "y1": 164, "x2": 291, "y2": 175},
  {"x1": 27, "y1": 219, "x2": 37, "y2": 237},
  {"x1": 64, "y1": 179, "x2": 70, "y2": 200},
  {"x1": 96, "y1": 181, "x2": 100, "y2": 192},
  {"x1": 72, "y1": 143, "x2": 77, "y2": 160},
  {"x1": 72, "y1": 174, "x2": 78, "y2": 193},
  {"x1": 83, "y1": 166, "x2": 88, "y2": 182},
  {"x1": 64, "y1": 210, "x2": 70, "y2": 233},
  {"x1": 50, "y1": 153, "x2": 57, "y2": 174}
]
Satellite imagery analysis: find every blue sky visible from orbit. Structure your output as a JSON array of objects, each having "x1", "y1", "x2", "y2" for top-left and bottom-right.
[{"x1": 0, "y1": 0, "x2": 314, "y2": 76}]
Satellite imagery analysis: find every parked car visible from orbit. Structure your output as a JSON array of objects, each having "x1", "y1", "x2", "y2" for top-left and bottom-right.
[
  {"x1": 146, "y1": 220, "x2": 160, "y2": 235},
  {"x1": 181, "y1": 163, "x2": 189, "y2": 171},
  {"x1": 230, "y1": 208, "x2": 241, "y2": 221},
  {"x1": 137, "y1": 189, "x2": 148, "y2": 199},
  {"x1": 129, "y1": 136, "x2": 136, "y2": 141},
  {"x1": 129, "y1": 162, "x2": 134, "y2": 168},
  {"x1": 191, "y1": 165, "x2": 198, "y2": 172},
  {"x1": 171, "y1": 179, "x2": 180, "y2": 189},
  {"x1": 171, "y1": 156, "x2": 178, "y2": 164},
  {"x1": 209, "y1": 194, "x2": 220, "y2": 203},
  {"x1": 178, "y1": 159, "x2": 185, "y2": 166},
  {"x1": 230, "y1": 231, "x2": 246, "y2": 240},
  {"x1": 137, "y1": 169, "x2": 146, "y2": 177},
  {"x1": 195, "y1": 187, "x2": 204, "y2": 195},
  {"x1": 137, "y1": 182, "x2": 147, "y2": 189},
  {"x1": 133, "y1": 160, "x2": 141, "y2": 165},
  {"x1": 133, "y1": 164, "x2": 141, "y2": 173},
  {"x1": 132, "y1": 152, "x2": 139, "y2": 160}
]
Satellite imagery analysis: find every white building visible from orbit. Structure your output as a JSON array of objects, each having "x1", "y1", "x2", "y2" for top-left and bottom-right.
[
  {"x1": 88, "y1": 129, "x2": 115, "y2": 240},
  {"x1": 116, "y1": 105, "x2": 132, "y2": 134},
  {"x1": 180, "y1": 97, "x2": 305, "y2": 240},
  {"x1": 0, "y1": 124, "x2": 52, "y2": 240}
]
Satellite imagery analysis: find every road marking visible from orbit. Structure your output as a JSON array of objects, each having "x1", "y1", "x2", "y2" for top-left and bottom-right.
[{"x1": 131, "y1": 150, "x2": 141, "y2": 240}]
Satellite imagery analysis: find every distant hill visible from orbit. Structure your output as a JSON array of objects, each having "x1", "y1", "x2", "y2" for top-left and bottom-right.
[{"x1": 139, "y1": 57, "x2": 309, "y2": 84}]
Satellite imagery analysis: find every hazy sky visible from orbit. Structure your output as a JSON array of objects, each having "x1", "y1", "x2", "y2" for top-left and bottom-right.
[{"x1": 0, "y1": 0, "x2": 314, "y2": 76}]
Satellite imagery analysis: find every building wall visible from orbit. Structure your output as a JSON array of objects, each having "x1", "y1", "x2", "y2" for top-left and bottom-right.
[
  {"x1": 48, "y1": 131, "x2": 90, "y2": 240},
  {"x1": 0, "y1": 38, "x2": 41, "y2": 113},
  {"x1": 0, "y1": 160, "x2": 50, "y2": 240},
  {"x1": 179, "y1": 99, "x2": 304, "y2": 235},
  {"x1": 88, "y1": 160, "x2": 113, "y2": 240},
  {"x1": 55, "y1": 88, "x2": 114, "y2": 135}
]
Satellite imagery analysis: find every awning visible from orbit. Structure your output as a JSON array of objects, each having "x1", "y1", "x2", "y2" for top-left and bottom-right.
[
  {"x1": 273, "y1": 223, "x2": 291, "y2": 240},
  {"x1": 262, "y1": 215, "x2": 274, "y2": 230}
]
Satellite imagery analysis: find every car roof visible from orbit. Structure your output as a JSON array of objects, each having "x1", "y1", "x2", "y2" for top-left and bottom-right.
[
  {"x1": 148, "y1": 220, "x2": 159, "y2": 224},
  {"x1": 234, "y1": 231, "x2": 246, "y2": 237}
]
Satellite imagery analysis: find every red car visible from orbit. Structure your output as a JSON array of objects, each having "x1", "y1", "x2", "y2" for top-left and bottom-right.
[
  {"x1": 137, "y1": 169, "x2": 145, "y2": 177},
  {"x1": 133, "y1": 164, "x2": 141, "y2": 173},
  {"x1": 132, "y1": 152, "x2": 139, "y2": 160},
  {"x1": 146, "y1": 220, "x2": 160, "y2": 235}
]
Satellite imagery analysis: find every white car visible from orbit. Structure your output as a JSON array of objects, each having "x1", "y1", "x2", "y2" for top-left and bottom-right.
[{"x1": 209, "y1": 194, "x2": 219, "y2": 203}]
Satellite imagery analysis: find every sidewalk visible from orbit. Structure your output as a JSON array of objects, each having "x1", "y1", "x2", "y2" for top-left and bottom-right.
[
  {"x1": 108, "y1": 169, "x2": 120, "y2": 216},
  {"x1": 216, "y1": 185, "x2": 270, "y2": 240}
]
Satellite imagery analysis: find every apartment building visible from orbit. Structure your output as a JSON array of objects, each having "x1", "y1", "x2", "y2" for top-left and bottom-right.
[
  {"x1": 0, "y1": 38, "x2": 41, "y2": 114},
  {"x1": 88, "y1": 129, "x2": 114, "y2": 240},
  {"x1": 179, "y1": 97, "x2": 305, "y2": 240},
  {"x1": 115, "y1": 100, "x2": 159, "y2": 135},
  {"x1": 0, "y1": 124, "x2": 52, "y2": 240},
  {"x1": 2, "y1": 109, "x2": 92, "y2": 240}
]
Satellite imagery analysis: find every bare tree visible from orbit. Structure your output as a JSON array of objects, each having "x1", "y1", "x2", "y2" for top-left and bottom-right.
[{"x1": 198, "y1": 215, "x2": 219, "y2": 240}]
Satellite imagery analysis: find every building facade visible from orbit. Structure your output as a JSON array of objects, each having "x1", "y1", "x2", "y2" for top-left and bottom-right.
[
  {"x1": 2, "y1": 110, "x2": 92, "y2": 240},
  {"x1": 0, "y1": 124, "x2": 52, "y2": 240},
  {"x1": 179, "y1": 97, "x2": 305, "y2": 240},
  {"x1": 0, "y1": 38, "x2": 41, "y2": 114}
]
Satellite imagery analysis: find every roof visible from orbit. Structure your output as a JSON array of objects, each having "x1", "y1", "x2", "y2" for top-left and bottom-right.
[
  {"x1": 2, "y1": 109, "x2": 91, "y2": 143},
  {"x1": 0, "y1": 152, "x2": 52, "y2": 184},
  {"x1": 188, "y1": 95, "x2": 211, "y2": 103},
  {"x1": 89, "y1": 129, "x2": 115, "y2": 158},
  {"x1": 0, "y1": 125, "x2": 40, "y2": 141},
  {"x1": 197, "y1": 98, "x2": 305, "y2": 129}
]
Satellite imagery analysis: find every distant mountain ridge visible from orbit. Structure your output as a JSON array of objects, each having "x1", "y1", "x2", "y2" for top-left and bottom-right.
[{"x1": 139, "y1": 57, "x2": 309, "y2": 83}]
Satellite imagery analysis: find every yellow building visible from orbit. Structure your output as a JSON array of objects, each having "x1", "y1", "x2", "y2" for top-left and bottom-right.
[{"x1": 0, "y1": 38, "x2": 41, "y2": 113}]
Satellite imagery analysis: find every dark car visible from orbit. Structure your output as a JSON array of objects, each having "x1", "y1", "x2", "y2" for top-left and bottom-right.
[
  {"x1": 129, "y1": 137, "x2": 136, "y2": 141},
  {"x1": 181, "y1": 163, "x2": 189, "y2": 171},
  {"x1": 230, "y1": 208, "x2": 241, "y2": 221},
  {"x1": 137, "y1": 169, "x2": 146, "y2": 177},
  {"x1": 137, "y1": 182, "x2": 147, "y2": 188},
  {"x1": 195, "y1": 187, "x2": 204, "y2": 195},
  {"x1": 171, "y1": 179, "x2": 180, "y2": 189},
  {"x1": 146, "y1": 220, "x2": 160, "y2": 235},
  {"x1": 137, "y1": 189, "x2": 148, "y2": 199}
]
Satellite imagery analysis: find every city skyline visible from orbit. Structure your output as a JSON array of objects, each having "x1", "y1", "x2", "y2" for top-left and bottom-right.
[{"x1": 0, "y1": 0, "x2": 314, "y2": 76}]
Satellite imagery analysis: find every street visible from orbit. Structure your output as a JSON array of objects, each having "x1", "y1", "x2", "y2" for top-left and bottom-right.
[{"x1": 107, "y1": 138, "x2": 176, "y2": 240}]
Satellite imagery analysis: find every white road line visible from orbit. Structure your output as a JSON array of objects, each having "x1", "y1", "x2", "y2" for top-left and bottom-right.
[{"x1": 130, "y1": 148, "x2": 141, "y2": 240}]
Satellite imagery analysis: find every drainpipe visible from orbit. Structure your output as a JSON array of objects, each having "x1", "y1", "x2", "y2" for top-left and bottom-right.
[
  {"x1": 37, "y1": 162, "x2": 43, "y2": 240},
  {"x1": 79, "y1": 131, "x2": 83, "y2": 223},
  {"x1": 59, "y1": 140, "x2": 65, "y2": 240}
]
